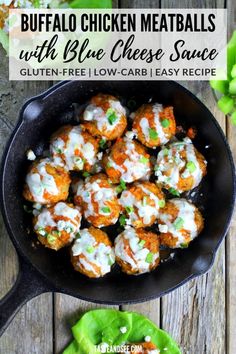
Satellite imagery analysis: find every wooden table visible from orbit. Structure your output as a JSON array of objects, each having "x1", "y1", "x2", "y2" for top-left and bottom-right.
[{"x1": 0, "y1": 0, "x2": 235, "y2": 353}]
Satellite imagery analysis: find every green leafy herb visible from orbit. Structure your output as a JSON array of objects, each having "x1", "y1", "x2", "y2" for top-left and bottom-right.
[
  {"x1": 173, "y1": 217, "x2": 184, "y2": 230},
  {"x1": 101, "y1": 206, "x2": 111, "y2": 214},
  {"x1": 82, "y1": 171, "x2": 90, "y2": 178},
  {"x1": 99, "y1": 138, "x2": 107, "y2": 149},
  {"x1": 149, "y1": 128, "x2": 158, "y2": 140},
  {"x1": 180, "y1": 243, "x2": 189, "y2": 248},
  {"x1": 158, "y1": 200, "x2": 166, "y2": 208},
  {"x1": 139, "y1": 156, "x2": 149, "y2": 164},
  {"x1": 145, "y1": 252, "x2": 154, "y2": 263},
  {"x1": 138, "y1": 239, "x2": 145, "y2": 249},
  {"x1": 119, "y1": 214, "x2": 127, "y2": 226},
  {"x1": 86, "y1": 246, "x2": 95, "y2": 254},
  {"x1": 63, "y1": 309, "x2": 181, "y2": 354},
  {"x1": 125, "y1": 206, "x2": 134, "y2": 214},
  {"x1": 161, "y1": 118, "x2": 170, "y2": 128},
  {"x1": 168, "y1": 188, "x2": 180, "y2": 196},
  {"x1": 186, "y1": 161, "x2": 196, "y2": 173}
]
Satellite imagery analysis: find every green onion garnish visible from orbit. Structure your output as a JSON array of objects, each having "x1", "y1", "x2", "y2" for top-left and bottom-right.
[
  {"x1": 163, "y1": 148, "x2": 169, "y2": 156},
  {"x1": 145, "y1": 252, "x2": 154, "y2": 263},
  {"x1": 138, "y1": 239, "x2": 145, "y2": 249},
  {"x1": 139, "y1": 156, "x2": 149, "y2": 164},
  {"x1": 86, "y1": 246, "x2": 95, "y2": 253},
  {"x1": 161, "y1": 119, "x2": 170, "y2": 128},
  {"x1": 75, "y1": 232, "x2": 81, "y2": 239},
  {"x1": 149, "y1": 128, "x2": 158, "y2": 140},
  {"x1": 158, "y1": 200, "x2": 165, "y2": 208},
  {"x1": 186, "y1": 161, "x2": 196, "y2": 173},
  {"x1": 125, "y1": 206, "x2": 134, "y2": 214},
  {"x1": 107, "y1": 108, "x2": 118, "y2": 125},
  {"x1": 101, "y1": 206, "x2": 111, "y2": 214},
  {"x1": 116, "y1": 179, "x2": 126, "y2": 193},
  {"x1": 168, "y1": 188, "x2": 180, "y2": 196},
  {"x1": 143, "y1": 196, "x2": 147, "y2": 206},
  {"x1": 47, "y1": 234, "x2": 57, "y2": 244},
  {"x1": 173, "y1": 217, "x2": 184, "y2": 230},
  {"x1": 180, "y1": 243, "x2": 188, "y2": 248},
  {"x1": 119, "y1": 214, "x2": 126, "y2": 226},
  {"x1": 99, "y1": 139, "x2": 107, "y2": 149},
  {"x1": 82, "y1": 172, "x2": 90, "y2": 178}
]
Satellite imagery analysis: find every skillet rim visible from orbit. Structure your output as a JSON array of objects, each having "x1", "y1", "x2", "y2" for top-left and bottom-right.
[{"x1": 0, "y1": 80, "x2": 235, "y2": 304}]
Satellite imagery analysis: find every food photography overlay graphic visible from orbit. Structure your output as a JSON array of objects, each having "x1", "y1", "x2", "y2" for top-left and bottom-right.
[{"x1": 8, "y1": 8, "x2": 227, "y2": 80}]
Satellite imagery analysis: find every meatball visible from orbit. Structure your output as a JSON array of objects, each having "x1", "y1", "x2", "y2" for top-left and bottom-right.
[
  {"x1": 71, "y1": 227, "x2": 115, "y2": 278},
  {"x1": 155, "y1": 137, "x2": 207, "y2": 194},
  {"x1": 33, "y1": 202, "x2": 81, "y2": 251},
  {"x1": 23, "y1": 158, "x2": 71, "y2": 204},
  {"x1": 81, "y1": 94, "x2": 127, "y2": 140},
  {"x1": 132, "y1": 104, "x2": 176, "y2": 148},
  {"x1": 103, "y1": 136, "x2": 151, "y2": 184},
  {"x1": 119, "y1": 182, "x2": 165, "y2": 228},
  {"x1": 74, "y1": 173, "x2": 120, "y2": 228},
  {"x1": 158, "y1": 198, "x2": 204, "y2": 248},
  {"x1": 50, "y1": 125, "x2": 99, "y2": 172},
  {"x1": 125, "y1": 342, "x2": 159, "y2": 354},
  {"x1": 115, "y1": 228, "x2": 160, "y2": 275}
]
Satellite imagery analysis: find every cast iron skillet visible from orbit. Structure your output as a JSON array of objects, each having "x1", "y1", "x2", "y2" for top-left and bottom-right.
[{"x1": 0, "y1": 80, "x2": 235, "y2": 336}]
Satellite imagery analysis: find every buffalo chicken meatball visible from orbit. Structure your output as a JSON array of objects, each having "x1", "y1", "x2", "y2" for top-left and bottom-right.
[
  {"x1": 74, "y1": 174, "x2": 120, "y2": 228},
  {"x1": 23, "y1": 158, "x2": 71, "y2": 204},
  {"x1": 81, "y1": 94, "x2": 127, "y2": 140},
  {"x1": 71, "y1": 227, "x2": 115, "y2": 278},
  {"x1": 155, "y1": 137, "x2": 207, "y2": 194},
  {"x1": 119, "y1": 182, "x2": 165, "y2": 228},
  {"x1": 50, "y1": 125, "x2": 98, "y2": 172},
  {"x1": 33, "y1": 202, "x2": 81, "y2": 251},
  {"x1": 158, "y1": 198, "x2": 204, "y2": 248},
  {"x1": 133, "y1": 104, "x2": 176, "y2": 148},
  {"x1": 125, "y1": 342, "x2": 160, "y2": 354},
  {"x1": 115, "y1": 228, "x2": 160, "y2": 275},
  {"x1": 103, "y1": 136, "x2": 151, "y2": 184}
]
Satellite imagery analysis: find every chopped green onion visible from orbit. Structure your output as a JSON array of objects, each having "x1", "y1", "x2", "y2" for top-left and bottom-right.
[
  {"x1": 161, "y1": 119, "x2": 170, "y2": 128},
  {"x1": 99, "y1": 139, "x2": 107, "y2": 149},
  {"x1": 86, "y1": 246, "x2": 95, "y2": 253},
  {"x1": 107, "y1": 109, "x2": 118, "y2": 125},
  {"x1": 180, "y1": 243, "x2": 189, "y2": 248},
  {"x1": 142, "y1": 196, "x2": 147, "y2": 206},
  {"x1": 168, "y1": 188, "x2": 180, "y2": 196},
  {"x1": 163, "y1": 148, "x2": 169, "y2": 156},
  {"x1": 158, "y1": 200, "x2": 166, "y2": 208},
  {"x1": 149, "y1": 128, "x2": 158, "y2": 140},
  {"x1": 139, "y1": 156, "x2": 149, "y2": 164},
  {"x1": 125, "y1": 206, "x2": 134, "y2": 214},
  {"x1": 101, "y1": 206, "x2": 111, "y2": 214},
  {"x1": 108, "y1": 255, "x2": 115, "y2": 266},
  {"x1": 75, "y1": 232, "x2": 81, "y2": 239},
  {"x1": 173, "y1": 217, "x2": 184, "y2": 230},
  {"x1": 82, "y1": 172, "x2": 90, "y2": 178},
  {"x1": 186, "y1": 161, "x2": 196, "y2": 173},
  {"x1": 217, "y1": 95, "x2": 234, "y2": 115},
  {"x1": 106, "y1": 108, "x2": 114, "y2": 116},
  {"x1": 138, "y1": 239, "x2": 145, "y2": 249},
  {"x1": 119, "y1": 214, "x2": 126, "y2": 226},
  {"x1": 116, "y1": 179, "x2": 127, "y2": 193},
  {"x1": 107, "y1": 161, "x2": 112, "y2": 168},
  {"x1": 47, "y1": 234, "x2": 57, "y2": 244},
  {"x1": 145, "y1": 252, "x2": 154, "y2": 263}
]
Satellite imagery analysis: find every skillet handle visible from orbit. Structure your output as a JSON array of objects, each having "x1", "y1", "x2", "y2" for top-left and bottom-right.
[{"x1": 0, "y1": 256, "x2": 53, "y2": 337}]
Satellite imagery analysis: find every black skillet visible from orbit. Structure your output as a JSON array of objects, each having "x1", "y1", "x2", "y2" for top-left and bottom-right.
[{"x1": 0, "y1": 80, "x2": 235, "y2": 336}]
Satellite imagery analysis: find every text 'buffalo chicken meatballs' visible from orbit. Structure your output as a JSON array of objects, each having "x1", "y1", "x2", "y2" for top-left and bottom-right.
[
  {"x1": 115, "y1": 228, "x2": 160, "y2": 275},
  {"x1": 158, "y1": 198, "x2": 204, "y2": 249},
  {"x1": 50, "y1": 125, "x2": 99, "y2": 172},
  {"x1": 81, "y1": 94, "x2": 127, "y2": 140},
  {"x1": 74, "y1": 173, "x2": 120, "y2": 228},
  {"x1": 103, "y1": 136, "x2": 151, "y2": 184},
  {"x1": 132, "y1": 103, "x2": 176, "y2": 148},
  {"x1": 119, "y1": 182, "x2": 165, "y2": 228},
  {"x1": 71, "y1": 227, "x2": 115, "y2": 278},
  {"x1": 33, "y1": 202, "x2": 81, "y2": 251},
  {"x1": 23, "y1": 158, "x2": 71, "y2": 204},
  {"x1": 155, "y1": 137, "x2": 207, "y2": 194}
]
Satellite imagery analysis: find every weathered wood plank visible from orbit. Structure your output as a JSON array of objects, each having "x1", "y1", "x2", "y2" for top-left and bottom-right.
[
  {"x1": 160, "y1": 1, "x2": 226, "y2": 354},
  {"x1": 0, "y1": 45, "x2": 53, "y2": 354},
  {"x1": 226, "y1": 1, "x2": 236, "y2": 353}
]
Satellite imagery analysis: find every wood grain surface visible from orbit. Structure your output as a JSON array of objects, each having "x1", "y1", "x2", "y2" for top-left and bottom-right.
[{"x1": 0, "y1": 0, "x2": 235, "y2": 353}]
